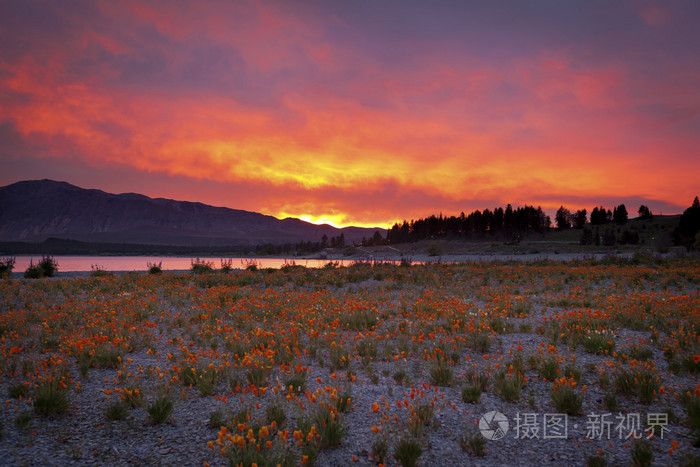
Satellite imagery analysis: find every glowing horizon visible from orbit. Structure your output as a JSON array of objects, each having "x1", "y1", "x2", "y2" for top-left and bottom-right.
[{"x1": 1, "y1": 1, "x2": 699, "y2": 229}]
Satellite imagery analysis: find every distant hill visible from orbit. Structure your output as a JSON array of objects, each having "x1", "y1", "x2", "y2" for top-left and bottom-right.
[{"x1": 0, "y1": 180, "x2": 382, "y2": 247}]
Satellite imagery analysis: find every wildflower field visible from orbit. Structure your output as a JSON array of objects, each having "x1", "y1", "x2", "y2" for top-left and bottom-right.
[{"x1": 0, "y1": 257, "x2": 698, "y2": 466}]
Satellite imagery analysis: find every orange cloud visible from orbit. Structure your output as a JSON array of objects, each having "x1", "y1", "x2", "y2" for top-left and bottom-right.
[{"x1": 1, "y1": 1, "x2": 698, "y2": 227}]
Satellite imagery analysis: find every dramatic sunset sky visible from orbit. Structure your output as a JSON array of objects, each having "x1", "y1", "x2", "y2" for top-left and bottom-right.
[{"x1": 1, "y1": 1, "x2": 699, "y2": 228}]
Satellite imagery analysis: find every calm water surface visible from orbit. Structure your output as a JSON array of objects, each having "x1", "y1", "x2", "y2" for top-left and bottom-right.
[{"x1": 12, "y1": 256, "x2": 344, "y2": 272}]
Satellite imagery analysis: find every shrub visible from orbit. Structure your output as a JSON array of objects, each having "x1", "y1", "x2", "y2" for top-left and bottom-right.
[
  {"x1": 284, "y1": 371, "x2": 307, "y2": 394},
  {"x1": 539, "y1": 357, "x2": 560, "y2": 381},
  {"x1": 429, "y1": 364, "x2": 453, "y2": 387},
  {"x1": 147, "y1": 261, "x2": 162, "y2": 274},
  {"x1": 334, "y1": 388, "x2": 352, "y2": 413},
  {"x1": 550, "y1": 386, "x2": 583, "y2": 415},
  {"x1": 602, "y1": 393, "x2": 618, "y2": 411},
  {"x1": 191, "y1": 258, "x2": 214, "y2": 274},
  {"x1": 90, "y1": 265, "x2": 109, "y2": 277},
  {"x1": 583, "y1": 333, "x2": 615, "y2": 355},
  {"x1": 38, "y1": 256, "x2": 58, "y2": 277},
  {"x1": 121, "y1": 386, "x2": 144, "y2": 408},
  {"x1": 427, "y1": 243, "x2": 443, "y2": 257},
  {"x1": 329, "y1": 346, "x2": 350, "y2": 370},
  {"x1": 220, "y1": 258, "x2": 233, "y2": 273},
  {"x1": 265, "y1": 401, "x2": 287, "y2": 427},
  {"x1": 680, "y1": 394, "x2": 700, "y2": 447},
  {"x1": 467, "y1": 333, "x2": 490, "y2": 352},
  {"x1": 24, "y1": 262, "x2": 43, "y2": 278},
  {"x1": 246, "y1": 364, "x2": 271, "y2": 388},
  {"x1": 94, "y1": 345, "x2": 122, "y2": 369},
  {"x1": 356, "y1": 339, "x2": 378, "y2": 364},
  {"x1": 181, "y1": 366, "x2": 219, "y2": 396},
  {"x1": 208, "y1": 409, "x2": 225, "y2": 429},
  {"x1": 0, "y1": 257, "x2": 15, "y2": 278},
  {"x1": 299, "y1": 404, "x2": 345, "y2": 451},
  {"x1": 219, "y1": 422, "x2": 295, "y2": 467},
  {"x1": 585, "y1": 453, "x2": 608, "y2": 466},
  {"x1": 105, "y1": 401, "x2": 129, "y2": 421},
  {"x1": 630, "y1": 440, "x2": 653, "y2": 467},
  {"x1": 371, "y1": 437, "x2": 389, "y2": 464},
  {"x1": 343, "y1": 309, "x2": 378, "y2": 331},
  {"x1": 564, "y1": 364, "x2": 582, "y2": 383},
  {"x1": 413, "y1": 403, "x2": 435, "y2": 428},
  {"x1": 34, "y1": 380, "x2": 69, "y2": 416},
  {"x1": 316, "y1": 406, "x2": 345, "y2": 448},
  {"x1": 636, "y1": 371, "x2": 660, "y2": 404},
  {"x1": 466, "y1": 370, "x2": 490, "y2": 392},
  {"x1": 8, "y1": 383, "x2": 30, "y2": 399},
  {"x1": 459, "y1": 427, "x2": 486, "y2": 456},
  {"x1": 493, "y1": 370, "x2": 525, "y2": 402},
  {"x1": 15, "y1": 410, "x2": 33, "y2": 429},
  {"x1": 393, "y1": 369, "x2": 407, "y2": 385},
  {"x1": 393, "y1": 437, "x2": 423, "y2": 467},
  {"x1": 147, "y1": 396, "x2": 174, "y2": 424},
  {"x1": 626, "y1": 344, "x2": 653, "y2": 361},
  {"x1": 461, "y1": 385, "x2": 481, "y2": 403}
]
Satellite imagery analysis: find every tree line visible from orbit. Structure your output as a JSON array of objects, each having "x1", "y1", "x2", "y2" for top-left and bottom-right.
[
  {"x1": 554, "y1": 203, "x2": 653, "y2": 230},
  {"x1": 386, "y1": 205, "x2": 550, "y2": 244},
  {"x1": 260, "y1": 198, "x2": 700, "y2": 253}
]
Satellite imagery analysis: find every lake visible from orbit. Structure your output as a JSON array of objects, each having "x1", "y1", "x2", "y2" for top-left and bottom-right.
[{"x1": 11, "y1": 255, "x2": 347, "y2": 273}]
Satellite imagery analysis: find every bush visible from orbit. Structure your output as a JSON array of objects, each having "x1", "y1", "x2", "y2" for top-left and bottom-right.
[
  {"x1": 630, "y1": 440, "x2": 653, "y2": 467},
  {"x1": 105, "y1": 401, "x2": 129, "y2": 421},
  {"x1": 493, "y1": 370, "x2": 525, "y2": 402},
  {"x1": 550, "y1": 386, "x2": 583, "y2": 415},
  {"x1": 284, "y1": 371, "x2": 307, "y2": 394},
  {"x1": 371, "y1": 438, "x2": 389, "y2": 464},
  {"x1": 680, "y1": 394, "x2": 700, "y2": 447},
  {"x1": 459, "y1": 427, "x2": 486, "y2": 456},
  {"x1": 466, "y1": 370, "x2": 490, "y2": 391},
  {"x1": 147, "y1": 261, "x2": 162, "y2": 274},
  {"x1": 8, "y1": 383, "x2": 30, "y2": 399},
  {"x1": 34, "y1": 380, "x2": 69, "y2": 416},
  {"x1": 15, "y1": 410, "x2": 32, "y2": 429},
  {"x1": 316, "y1": 406, "x2": 345, "y2": 448},
  {"x1": 24, "y1": 262, "x2": 43, "y2": 279},
  {"x1": 329, "y1": 346, "x2": 350, "y2": 370},
  {"x1": 191, "y1": 257, "x2": 214, "y2": 274},
  {"x1": 90, "y1": 264, "x2": 109, "y2": 277},
  {"x1": 265, "y1": 401, "x2": 287, "y2": 427},
  {"x1": 24, "y1": 256, "x2": 59, "y2": 278},
  {"x1": 427, "y1": 243, "x2": 443, "y2": 257},
  {"x1": 429, "y1": 364, "x2": 453, "y2": 386},
  {"x1": 582, "y1": 333, "x2": 615, "y2": 355},
  {"x1": 539, "y1": 357, "x2": 560, "y2": 381},
  {"x1": 220, "y1": 258, "x2": 233, "y2": 273},
  {"x1": 0, "y1": 257, "x2": 15, "y2": 278},
  {"x1": 246, "y1": 364, "x2": 271, "y2": 387},
  {"x1": 393, "y1": 437, "x2": 423, "y2": 467},
  {"x1": 147, "y1": 396, "x2": 173, "y2": 424},
  {"x1": 461, "y1": 385, "x2": 481, "y2": 403},
  {"x1": 393, "y1": 369, "x2": 407, "y2": 385},
  {"x1": 38, "y1": 256, "x2": 58, "y2": 277}
]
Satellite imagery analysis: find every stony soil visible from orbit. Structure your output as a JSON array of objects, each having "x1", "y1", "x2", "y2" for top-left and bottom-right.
[{"x1": 0, "y1": 257, "x2": 698, "y2": 466}]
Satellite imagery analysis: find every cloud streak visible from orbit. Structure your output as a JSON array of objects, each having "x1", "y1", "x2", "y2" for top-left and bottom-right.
[{"x1": 1, "y1": 0, "x2": 699, "y2": 227}]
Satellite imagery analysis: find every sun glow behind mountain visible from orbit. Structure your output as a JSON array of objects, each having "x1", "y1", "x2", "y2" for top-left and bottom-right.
[{"x1": 1, "y1": 1, "x2": 698, "y2": 227}]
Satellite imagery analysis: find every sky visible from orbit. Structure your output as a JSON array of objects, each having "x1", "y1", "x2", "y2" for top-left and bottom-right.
[{"x1": 1, "y1": 0, "x2": 699, "y2": 228}]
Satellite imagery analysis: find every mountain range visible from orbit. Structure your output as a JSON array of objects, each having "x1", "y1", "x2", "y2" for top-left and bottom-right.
[{"x1": 0, "y1": 180, "x2": 382, "y2": 247}]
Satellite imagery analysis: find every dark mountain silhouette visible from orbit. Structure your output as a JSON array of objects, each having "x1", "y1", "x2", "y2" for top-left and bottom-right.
[{"x1": 0, "y1": 180, "x2": 381, "y2": 246}]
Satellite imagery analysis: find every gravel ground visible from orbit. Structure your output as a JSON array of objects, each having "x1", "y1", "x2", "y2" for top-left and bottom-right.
[{"x1": 1, "y1": 259, "x2": 698, "y2": 466}]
